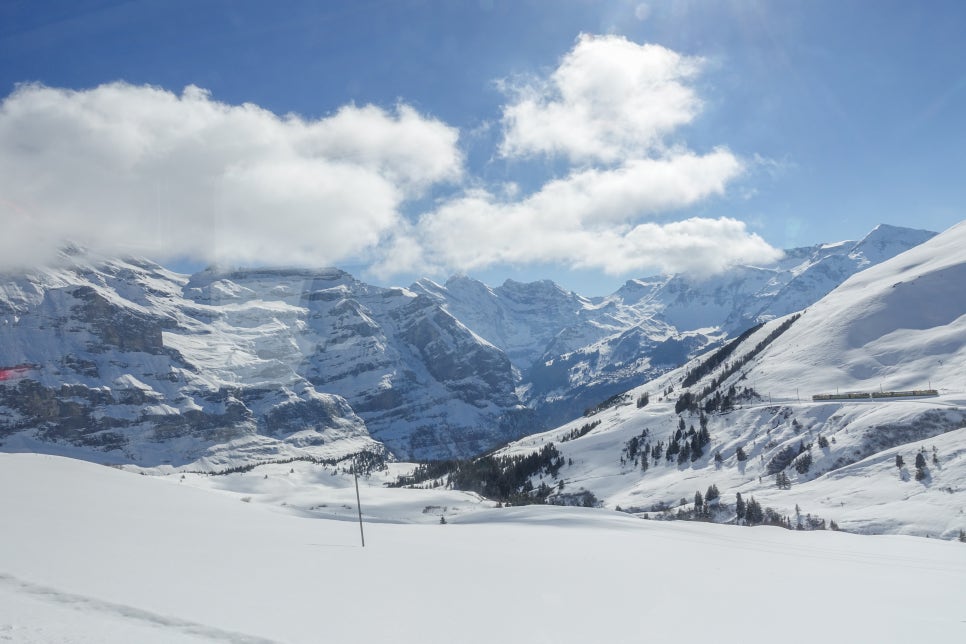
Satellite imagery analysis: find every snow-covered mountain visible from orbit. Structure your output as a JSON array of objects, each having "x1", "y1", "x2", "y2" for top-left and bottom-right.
[
  {"x1": 0, "y1": 259, "x2": 529, "y2": 464},
  {"x1": 475, "y1": 221, "x2": 966, "y2": 538},
  {"x1": 0, "y1": 223, "x2": 938, "y2": 466},
  {"x1": 0, "y1": 258, "x2": 383, "y2": 468},
  {"x1": 182, "y1": 267, "x2": 531, "y2": 459},
  {"x1": 416, "y1": 224, "x2": 936, "y2": 425}
]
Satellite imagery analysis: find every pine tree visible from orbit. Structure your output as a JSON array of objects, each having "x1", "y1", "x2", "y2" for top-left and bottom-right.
[
  {"x1": 735, "y1": 446, "x2": 747, "y2": 462},
  {"x1": 705, "y1": 484, "x2": 720, "y2": 503},
  {"x1": 895, "y1": 454, "x2": 904, "y2": 469},
  {"x1": 914, "y1": 451, "x2": 928, "y2": 480},
  {"x1": 735, "y1": 492, "x2": 746, "y2": 522},
  {"x1": 817, "y1": 434, "x2": 829, "y2": 448},
  {"x1": 745, "y1": 496, "x2": 764, "y2": 525},
  {"x1": 690, "y1": 440, "x2": 703, "y2": 462},
  {"x1": 677, "y1": 441, "x2": 692, "y2": 464},
  {"x1": 794, "y1": 451, "x2": 812, "y2": 474},
  {"x1": 698, "y1": 425, "x2": 711, "y2": 448},
  {"x1": 775, "y1": 471, "x2": 791, "y2": 489}
]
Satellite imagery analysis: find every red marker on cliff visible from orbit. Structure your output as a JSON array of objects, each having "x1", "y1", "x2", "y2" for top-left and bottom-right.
[{"x1": 0, "y1": 364, "x2": 33, "y2": 381}]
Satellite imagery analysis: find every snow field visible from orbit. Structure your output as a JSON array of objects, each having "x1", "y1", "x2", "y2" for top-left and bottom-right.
[{"x1": 1, "y1": 453, "x2": 964, "y2": 643}]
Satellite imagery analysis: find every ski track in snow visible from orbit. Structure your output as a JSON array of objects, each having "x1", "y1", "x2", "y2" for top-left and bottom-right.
[{"x1": 0, "y1": 573, "x2": 279, "y2": 644}]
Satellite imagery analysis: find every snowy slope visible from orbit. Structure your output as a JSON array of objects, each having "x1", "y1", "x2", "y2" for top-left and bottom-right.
[
  {"x1": 0, "y1": 223, "x2": 938, "y2": 466},
  {"x1": 0, "y1": 258, "x2": 381, "y2": 469},
  {"x1": 746, "y1": 221, "x2": 966, "y2": 396},
  {"x1": 477, "y1": 221, "x2": 966, "y2": 538},
  {"x1": 1, "y1": 453, "x2": 963, "y2": 643},
  {"x1": 416, "y1": 224, "x2": 935, "y2": 426},
  {"x1": 183, "y1": 267, "x2": 529, "y2": 459},
  {"x1": 0, "y1": 258, "x2": 527, "y2": 465}
]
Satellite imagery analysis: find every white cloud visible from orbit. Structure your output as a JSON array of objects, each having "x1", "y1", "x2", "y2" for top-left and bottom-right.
[
  {"x1": 1, "y1": 35, "x2": 780, "y2": 281},
  {"x1": 0, "y1": 82, "x2": 461, "y2": 270},
  {"x1": 499, "y1": 34, "x2": 703, "y2": 164},
  {"x1": 406, "y1": 153, "x2": 780, "y2": 276},
  {"x1": 379, "y1": 35, "x2": 781, "y2": 279}
]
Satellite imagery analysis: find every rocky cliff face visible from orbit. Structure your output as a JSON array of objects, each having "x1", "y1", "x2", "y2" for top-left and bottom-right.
[
  {"x1": 0, "y1": 260, "x2": 529, "y2": 464},
  {"x1": 0, "y1": 225, "x2": 935, "y2": 465},
  {"x1": 0, "y1": 260, "x2": 352, "y2": 467},
  {"x1": 417, "y1": 225, "x2": 937, "y2": 426}
]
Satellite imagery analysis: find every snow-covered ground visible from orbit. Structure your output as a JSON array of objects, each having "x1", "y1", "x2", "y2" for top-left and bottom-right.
[
  {"x1": 484, "y1": 221, "x2": 966, "y2": 538},
  {"x1": 500, "y1": 393, "x2": 966, "y2": 538},
  {"x1": 1, "y1": 453, "x2": 964, "y2": 643}
]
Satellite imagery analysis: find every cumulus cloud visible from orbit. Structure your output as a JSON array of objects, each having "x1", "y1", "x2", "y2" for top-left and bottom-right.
[
  {"x1": 376, "y1": 34, "x2": 781, "y2": 278},
  {"x1": 499, "y1": 34, "x2": 703, "y2": 164},
  {"x1": 1, "y1": 35, "x2": 780, "y2": 280},
  {"x1": 0, "y1": 82, "x2": 461, "y2": 270},
  {"x1": 400, "y1": 153, "x2": 780, "y2": 277}
]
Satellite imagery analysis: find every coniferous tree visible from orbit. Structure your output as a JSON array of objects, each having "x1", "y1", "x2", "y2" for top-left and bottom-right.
[
  {"x1": 817, "y1": 434, "x2": 830, "y2": 448},
  {"x1": 690, "y1": 440, "x2": 703, "y2": 462},
  {"x1": 895, "y1": 454, "x2": 904, "y2": 469},
  {"x1": 666, "y1": 439, "x2": 680, "y2": 460},
  {"x1": 794, "y1": 451, "x2": 812, "y2": 474},
  {"x1": 914, "y1": 451, "x2": 928, "y2": 480},
  {"x1": 775, "y1": 471, "x2": 791, "y2": 489},
  {"x1": 745, "y1": 496, "x2": 764, "y2": 525},
  {"x1": 677, "y1": 442, "x2": 692, "y2": 465},
  {"x1": 735, "y1": 492, "x2": 746, "y2": 522},
  {"x1": 736, "y1": 446, "x2": 747, "y2": 462},
  {"x1": 698, "y1": 426, "x2": 711, "y2": 448},
  {"x1": 705, "y1": 484, "x2": 720, "y2": 503}
]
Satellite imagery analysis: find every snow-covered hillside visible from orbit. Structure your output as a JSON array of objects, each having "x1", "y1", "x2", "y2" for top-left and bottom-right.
[
  {"x1": 0, "y1": 259, "x2": 529, "y2": 463},
  {"x1": 467, "y1": 221, "x2": 966, "y2": 538},
  {"x1": 417, "y1": 224, "x2": 936, "y2": 426},
  {"x1": 0, "y1": 223, "x2": 940, "y2": 466},
  {"x1": 1, "y1": 453, "x2": 963, "y2": 643}
]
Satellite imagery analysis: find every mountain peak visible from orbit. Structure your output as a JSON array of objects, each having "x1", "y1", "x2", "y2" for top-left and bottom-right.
[{"x1": 849, "y1": 224, "x2": 936, "y2": 266}]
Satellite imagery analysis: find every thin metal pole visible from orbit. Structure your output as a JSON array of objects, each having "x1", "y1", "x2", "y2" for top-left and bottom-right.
[{"x1": 353, "y1": 460, "x2": 365, "y2": 548}]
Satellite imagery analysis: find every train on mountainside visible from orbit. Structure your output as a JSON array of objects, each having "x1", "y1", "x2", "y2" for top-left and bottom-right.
[{"x1": 811, "y1": 389, "x2": 939, "y2": 402}]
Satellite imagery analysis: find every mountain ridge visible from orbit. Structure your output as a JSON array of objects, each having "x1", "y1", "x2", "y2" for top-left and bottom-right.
[
  {"x1": 477, "y1": 220, "x2": 966, "y2": 537},
  {"x1": 0, "y1": 223, "x2": 941, "y2": 466}
]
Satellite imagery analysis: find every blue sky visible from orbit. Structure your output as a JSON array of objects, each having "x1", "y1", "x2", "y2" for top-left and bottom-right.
[{"x1": 1, "y1": 0, "x2": 964, "y2": 295}]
